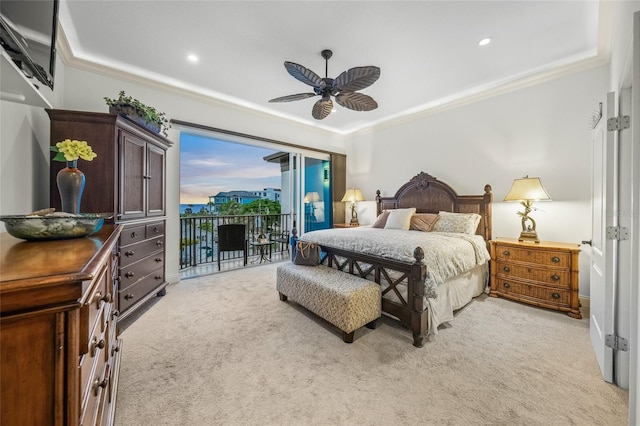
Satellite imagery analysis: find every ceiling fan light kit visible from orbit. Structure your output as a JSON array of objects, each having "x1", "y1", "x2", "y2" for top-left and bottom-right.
[{"x1": 269, "y1": 49, "x2": 380, "y2": 120}]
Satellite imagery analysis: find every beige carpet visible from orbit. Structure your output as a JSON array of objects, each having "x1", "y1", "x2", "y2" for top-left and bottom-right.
[{"x1": 115, "y1": 263, "x2": 628, "y2": 425}]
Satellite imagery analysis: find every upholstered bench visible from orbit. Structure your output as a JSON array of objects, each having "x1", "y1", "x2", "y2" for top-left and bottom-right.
[{"x1": 276, "y1": 263, "x2": 381, "y2": 343}]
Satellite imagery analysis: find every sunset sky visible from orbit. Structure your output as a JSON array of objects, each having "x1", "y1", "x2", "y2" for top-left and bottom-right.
[{"x1": 179, "y1": 133, "x2": 281, "y2": 205}]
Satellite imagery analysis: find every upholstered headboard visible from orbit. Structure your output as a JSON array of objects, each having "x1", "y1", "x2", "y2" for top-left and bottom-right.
[{"x1": 375, "y1": 172, "x2": 493, "y2": 244}]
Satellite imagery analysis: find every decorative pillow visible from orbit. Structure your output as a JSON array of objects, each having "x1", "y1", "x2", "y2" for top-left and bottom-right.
[
  {"x1": 410, "y1": 213, "x2": 440, "y2": 232},
  {"x1": 384, "y1": 208, "x2": 416, "y2": 230},
  {"x1": 371, "y1": 211, "x2": 390, "y2": 228},
  {"x1": 431, "y1": 211, "x2": 481, "y2": 234}
]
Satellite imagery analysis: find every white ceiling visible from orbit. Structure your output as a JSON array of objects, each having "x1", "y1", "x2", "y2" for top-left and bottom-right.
[{"x1": 58, "y1": 1, "x2": 605, "y2": 135}]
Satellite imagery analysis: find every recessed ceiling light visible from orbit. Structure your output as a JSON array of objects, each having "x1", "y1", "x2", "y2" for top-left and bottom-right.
[
  {"x1": 187, "y1": 54, "x2": 199, "y2": 63},
  {"x1": 478, "y1": 37, "x2": 492, "y2": 47}
]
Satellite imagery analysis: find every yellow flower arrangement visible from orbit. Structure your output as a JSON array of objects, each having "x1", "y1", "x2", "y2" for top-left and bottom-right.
[{"x1": 50, "y1": 139, "x2": 97, "y2": 162}]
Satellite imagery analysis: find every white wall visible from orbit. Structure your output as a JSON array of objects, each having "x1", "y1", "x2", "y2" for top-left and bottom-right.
[{"x1": 345, "y1": 64, "x2": 609, "y2": 298}]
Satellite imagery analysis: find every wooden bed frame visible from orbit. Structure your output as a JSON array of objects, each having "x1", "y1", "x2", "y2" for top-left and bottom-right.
[{"x1": 318, "y1": 172, "x2": 493, "y2": 347}]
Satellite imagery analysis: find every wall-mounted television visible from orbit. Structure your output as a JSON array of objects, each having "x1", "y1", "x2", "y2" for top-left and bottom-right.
[{"x1": 0, "y1": 0, "x2": 59, "y2": 90}]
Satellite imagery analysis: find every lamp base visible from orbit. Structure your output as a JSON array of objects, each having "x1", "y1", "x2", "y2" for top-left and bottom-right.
[{"x1": 518, "y1": 230, "x2": 540, "y2": 243}]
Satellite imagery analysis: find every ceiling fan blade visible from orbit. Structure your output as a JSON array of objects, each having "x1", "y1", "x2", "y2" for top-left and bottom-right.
[
  {"x1": 284, "y1": 62, "x2": 325, "y2": 88},
  {"x1": 333, "y1": 66, "x2": 380, "y2": 93},
  {"x1": 269, "y1": 93, "x2": 317, "y2": 103},
  {"x1": 312, "y1": 98, "x2": 333, "y2": 120},
  {"x1": 335, "y1": 92, "x2": 378, "y2": 111}
]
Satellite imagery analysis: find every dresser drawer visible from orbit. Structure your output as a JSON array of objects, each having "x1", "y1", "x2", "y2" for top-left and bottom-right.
[
  {"x1": 119, "y1": 252, "x2": 165, "y2": 291},
  {"x1": 120, "y1": 224, "x2": 146, "y2": 245},
  {"x1": 495, "y1": 245, "x2": 570, "y2": 267},
  {"x1": 146, "y1": 221, "x2": 165, "y2": 238},
  {"x1": 79, "y1": 263, "x2": 111, "y2": 354},
  {"x1": 495, "y1": 260, "x2": 570, "y2": 287},
  {"x1": 80, "y1": 362, "x2": 109, "y2": 426},
  {"x1": 80, "y1": 319, "x2": 107, "y2": 414},
  {"x1": 118, "y1": 268, "x2": 164, "y2": 312},
  {"x1": 495, "y1": 277, "x2": 570, "y2": 307},
  {"x1": 119, "y1": 236, "x2": 165, "y2": 267}
]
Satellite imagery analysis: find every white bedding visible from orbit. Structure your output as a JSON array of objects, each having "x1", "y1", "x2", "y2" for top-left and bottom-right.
[
  {"x1": 300, "y1": 227, "x2": 490, "y2": 295},
  {"x1": 299, "y1": 227, "x2": 490, "y2": 335}
]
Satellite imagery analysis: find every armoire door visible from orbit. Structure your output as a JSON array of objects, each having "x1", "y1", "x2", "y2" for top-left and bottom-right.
[
  {"x1": 119, "y1": 131, "x2": 146, "y2": 220},
  {"x1": 146, "y1": 143, "x2": 166, "y2": 217}
]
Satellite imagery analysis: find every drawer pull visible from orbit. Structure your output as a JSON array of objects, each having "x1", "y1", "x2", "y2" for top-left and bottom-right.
[
  {"x1": 111, "y1": 344, "x2": 120, "y2": 356},
  {"x1": 91, "y1": 337, "x2": 106, "y2": 357},
  {"x1": 155, "y1": 257, "x2": 163, "y2": 263},
  {"x1": 94, "y1": 291, "x2": 112, "y2": 304},
  {"x1": 124, "y1": 293, "x2": 135, "y2": 301},
  {"x1": 125, "y1": 250, "x2": 135, "y2": 257},
  {"x1": 93, "y1": 376, "x2": 109, "y2": 396},
  {"x1": 503, "y1": 282, "x2": 511, "y2": 289},
  {"x1": 112, "y1": 310, "x2": 120, "y2": 319},
  {"x1": 156, "y1": 240, "x2": 164, "y2": 247},
  {"x1": 155, "y1": 275, "x2": 163, "y2": 280},
  {"x1": 551, "y1": 274, "x2": 560, "y2": 281},
  {"x1": 153, "y1": 226, "x2": 159, "y2": 233},
  {"x1": 125, "y1": 271, "x2": 135, "y2": 279},
  {"x1": 503, "y1": 266, "x2": 510, "y2": 273},
  {"x1": 552, "y1": 292, "x2": 561, "y2": 299},
  {"x1": 551, "y1": 256, "x2": 560, "y2": 263},
  {"x1": 130, "y1": 231, "x2": 138, "y2": 238},
  {"x1": 503, "y1": 250, "x2": 510, "y2": 256}
]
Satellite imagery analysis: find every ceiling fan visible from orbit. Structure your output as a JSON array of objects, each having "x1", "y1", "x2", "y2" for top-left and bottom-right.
[{"x1": 269, "y1": 49, "x2": 380, "y2": 120}]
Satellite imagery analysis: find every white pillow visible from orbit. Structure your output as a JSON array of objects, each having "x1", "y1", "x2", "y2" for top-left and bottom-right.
[
  {"x1": 432, "y1": 211, "x2": 481, "y2": 234},
  {"x1": 384, "y1": 208, "x2": 416, "y2": 230}
]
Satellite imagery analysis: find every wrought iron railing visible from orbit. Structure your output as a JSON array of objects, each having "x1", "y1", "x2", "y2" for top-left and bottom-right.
[{"x1": 179, "y1": 213, "x2": 292, "y2": 269}]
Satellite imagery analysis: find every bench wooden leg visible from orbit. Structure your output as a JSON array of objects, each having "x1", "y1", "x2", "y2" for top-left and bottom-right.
[
  {"x1": 365, "y1": 319, "x2": 378, "y2": 330},
  {"x1": 278, "y1": 292, "x2": 287, "y2": 302},
  {"x1": 342, "y1": 331, "x2": 355, "y2": 343}
]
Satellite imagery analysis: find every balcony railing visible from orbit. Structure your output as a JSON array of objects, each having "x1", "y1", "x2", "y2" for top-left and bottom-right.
[{"x1": 180, "y1": 213, "x2": 292, "y2": 270}]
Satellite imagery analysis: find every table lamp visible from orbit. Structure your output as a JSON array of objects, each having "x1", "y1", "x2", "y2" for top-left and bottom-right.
[
  {"x1": 504, "y1": 176, "x2": 551, "y2": 243},
  {"x1": 341, "y1": 188, "x2": 365, "y2": 225}
]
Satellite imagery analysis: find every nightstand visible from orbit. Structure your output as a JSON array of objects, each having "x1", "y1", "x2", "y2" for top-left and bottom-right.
[
  {"x1": 334, "y1": 223, "x2": 359, "y2": 228},
  {"x1": 489, "y1": 238, "x2": 581, "y2": 319}
]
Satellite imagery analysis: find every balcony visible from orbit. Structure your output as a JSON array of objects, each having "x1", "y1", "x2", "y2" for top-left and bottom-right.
[{"x1": 179, "y1": 213, "x2": 292, "y2": 278}]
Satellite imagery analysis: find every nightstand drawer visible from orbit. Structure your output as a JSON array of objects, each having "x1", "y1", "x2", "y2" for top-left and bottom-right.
[
  {"x1": 495, "y1": 245, "x2": 570, "y2": 267},
  {"x1": 495, "y1": 278, "x2": 570, "y2": 306},
  {"x1": 495, "y1": 261, "x2": 570, "y2": 287}
]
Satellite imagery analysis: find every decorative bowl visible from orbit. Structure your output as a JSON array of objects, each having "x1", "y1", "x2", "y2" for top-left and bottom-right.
[{"x1": 0, "y1": 213, "x2": 112, "y2": 241}]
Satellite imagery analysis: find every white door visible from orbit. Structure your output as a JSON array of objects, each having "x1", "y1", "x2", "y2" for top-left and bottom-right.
[{"x1": 590, "y1": 91, "x2": 618, "y2": 383}]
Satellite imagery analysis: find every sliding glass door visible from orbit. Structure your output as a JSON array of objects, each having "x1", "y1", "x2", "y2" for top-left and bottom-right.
[{"x1": 289, "y1": 152, "x2": 332, "y2": 235}]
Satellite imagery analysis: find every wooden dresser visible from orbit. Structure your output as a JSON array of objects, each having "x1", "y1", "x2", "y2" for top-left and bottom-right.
[
  {"x1": 489, "y1": 237, "x2": 581, "y2": 318},
  {"x1": 47, "y1": 109, "x2": 172, "y2": 322},
  {"x1": 0, "y1": 225, "x2": 123, "y2": 426}
]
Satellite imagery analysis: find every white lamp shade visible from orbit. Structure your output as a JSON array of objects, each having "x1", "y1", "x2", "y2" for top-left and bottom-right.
[
  {"x1": 304, "y1": 192, "x2": 320, "y2": 203},
  {"x1": 504, "y1": 177, "x2": 551, "y2": 202},
  {"x1": 341, "y1": 188, "x2": 365, "y2": 203}
]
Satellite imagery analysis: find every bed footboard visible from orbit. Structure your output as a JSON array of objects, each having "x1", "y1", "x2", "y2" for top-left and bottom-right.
[{"x1": 319, "y1": 244, "x2": 428, "y2": 347}]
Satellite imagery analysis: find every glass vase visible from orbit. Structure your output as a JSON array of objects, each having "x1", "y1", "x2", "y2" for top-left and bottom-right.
[{"x1": 56, "y1": 160, "x2": 85, "y2": 214}]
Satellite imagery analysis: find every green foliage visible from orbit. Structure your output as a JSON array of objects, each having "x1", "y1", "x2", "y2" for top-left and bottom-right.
[
  {"x1": 241, "y1": 199, "x2": 281, "y2": 215},
  {"x1": 104, "y1": 91, "x2": 171, "y2": 136}
]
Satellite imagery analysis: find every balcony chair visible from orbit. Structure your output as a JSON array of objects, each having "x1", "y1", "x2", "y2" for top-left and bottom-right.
[
  {"x1": 217, "y1": 224, "x2": 248, "y2": 270},
  {"x1": 269, "y1": 230, "x2": 290, "y2": 254}
]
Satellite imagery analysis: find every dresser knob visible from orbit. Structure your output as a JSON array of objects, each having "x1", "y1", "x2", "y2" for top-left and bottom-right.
[
  {"x1": 156, "y1": 240, "x2": 164, "y2": 246},
  {"x1": 551, "y1": 256, "x2": 560, "y2": 263},
  {"x1": 94, "y1": 291, "x2": 112, "y2": 304},
  {"x1": 93, "y1": 376, "x2": 109, "y2": 396},
  {"x1": 91, "y1": 337, "x2": 106, "y2": 357},
  {"x1": 112, "y1": 310, "x2": 120, "y2": 319},
  {"x1": 155, "y1": 257, "x2": 163, "y2": 263},
  {"x1": 125, "y1": 271, "x2": 135, "y2": 279},
  {"x1": 130, "y1": 231, "x2": 138, "y2": 238},
  {"x1": 124, "y1": 293, "x2": 134, "y2": 301},
  {"x1": 552, "y1": 292, "x2": 560, "y2": 299},
  {"x1": 503, "y1": 266, "x2": 510, "y2": 273},
  {"x1": 111, "y1": 345, "x2": 120, "y2": 356},
  {"x1": 503, "y1": 282, "x2": 511, "y2": 289},
  {"x1": 551, "y1": 274, "x2": 560, "y2": 281},
  {"x1": 125, "y1": 250, "x2": 135, "y2": 257},
  {"x1": 155, "y1": 275, "x2": 163, "y2": 280},
  {"x1": 503, "y1": 250, "x2": 510, "y2": 256},
  {"x1": 153, "y1": 226, "x2": 159, "y2": 233}
]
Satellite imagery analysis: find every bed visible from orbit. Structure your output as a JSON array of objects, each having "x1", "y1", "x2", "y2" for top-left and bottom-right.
[{"x1": 298, "y1": 172, "x2": 493, "y2": 347}]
